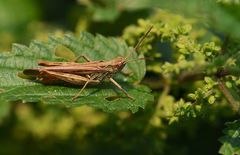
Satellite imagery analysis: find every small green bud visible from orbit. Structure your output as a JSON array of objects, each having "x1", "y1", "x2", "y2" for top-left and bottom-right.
[
  {"x1": 225, "y1": 81, "x2": 232, "y2": 88},
  {"x1": 208, "y1": 95, "x2": 216, "y2": 104}
]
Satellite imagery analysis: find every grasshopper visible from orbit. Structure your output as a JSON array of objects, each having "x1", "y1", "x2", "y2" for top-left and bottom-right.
[{"x1": 23, "y1": 26, "x2": 153, "y2": 101}]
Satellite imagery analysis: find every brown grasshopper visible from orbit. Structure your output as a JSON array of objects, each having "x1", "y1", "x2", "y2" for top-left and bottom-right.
[{"x1": 23, "y1": 26, "x2": 153, "y2": 101}]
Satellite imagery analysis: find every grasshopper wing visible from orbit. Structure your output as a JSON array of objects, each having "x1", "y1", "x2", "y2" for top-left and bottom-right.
[{"x1": 37, "y1": 70, "x2": 100, "y2": 85}]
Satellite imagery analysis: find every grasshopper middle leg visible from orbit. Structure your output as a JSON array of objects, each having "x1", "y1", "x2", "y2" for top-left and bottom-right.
[
  {"x1": 72, "y1": 75, "x2": 93, "y2": 101},
  {"x1": 72, "y1": 79, "x2": 91, "y2": 101}
]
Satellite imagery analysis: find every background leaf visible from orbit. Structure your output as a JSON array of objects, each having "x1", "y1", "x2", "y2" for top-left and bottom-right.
[
  {"x1": 0, "y1": 32, "x2": 153, "y2": 113},
  {"x1": 219, "y1": 120, "x2": 240, "y2": 155}
]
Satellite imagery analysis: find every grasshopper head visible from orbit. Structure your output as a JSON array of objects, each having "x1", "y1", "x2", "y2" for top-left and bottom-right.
[
  {"x1": 104, "y1": 57, "x2": 126, "y2": 79},
  {"x1": 113, "y1": 57, "x2": 127, "y2": 71},
  {"x1": 110, "y1": 56, "x2": 144, "y2": 73}
]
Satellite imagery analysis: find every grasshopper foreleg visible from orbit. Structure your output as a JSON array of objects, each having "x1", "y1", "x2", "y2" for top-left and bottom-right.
[{"x1": 109, "y1": 78, "x2": 134, "y2": 100}]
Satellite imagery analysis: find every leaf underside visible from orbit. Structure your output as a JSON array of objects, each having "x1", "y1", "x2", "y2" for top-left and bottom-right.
[{"x1": 0, "y1": 32, "x2": 153, "y2": 113}]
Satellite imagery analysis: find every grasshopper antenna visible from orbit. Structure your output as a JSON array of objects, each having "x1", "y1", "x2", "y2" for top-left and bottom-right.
[
  {"x1": 134, "y1": 25, "x2": 153, "y2": 51},
  {"x1": 126, "y1": 25, "x2": 153, "y2": 59}
]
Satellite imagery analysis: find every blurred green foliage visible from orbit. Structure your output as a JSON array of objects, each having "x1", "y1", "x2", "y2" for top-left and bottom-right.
[
  {"x1": 0, "y1": 0, "x2": 240, "y2": 155},
  {"x1": 219, "y1": 120, "x2": 240, "y2": 155},
  {"x1": 0, "y1": 0, "x2": 39, "y2": 50}
]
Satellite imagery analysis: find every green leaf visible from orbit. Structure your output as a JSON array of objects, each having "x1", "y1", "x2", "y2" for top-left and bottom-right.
[
  {"x1": 79, "y1": 0, "x2": 121, "y2": 22},
  {"x1": 0, "y1": 32, "x2": 153, "y2": 113},
  {"x1": 78, "y1": 0, "x2": 152, "y2": 22},
  {"x1": 219, "y1": 120, "x2": 240, "y2": 155},
  {"x1": 92, "y1": 6, "x2": 119, "y2": 22}
]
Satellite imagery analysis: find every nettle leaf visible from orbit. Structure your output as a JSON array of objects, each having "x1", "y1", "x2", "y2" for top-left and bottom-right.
[
  {"x1": 0, "y1": 32, "x2": 153, "y2": 113},
  {"x1": 219, "y1": 120, "x2": 240, "y2": 155}
]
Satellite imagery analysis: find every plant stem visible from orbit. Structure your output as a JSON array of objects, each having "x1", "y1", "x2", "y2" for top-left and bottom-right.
[{"x1": 217, "y1": 79, "x2": 239, "y2": 112}]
